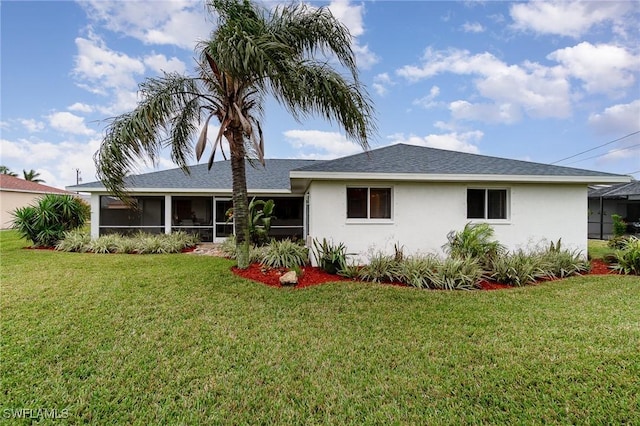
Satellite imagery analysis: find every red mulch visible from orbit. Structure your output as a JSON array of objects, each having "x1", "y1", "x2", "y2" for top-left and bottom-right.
[{"x1": 233, "y1": 259, "x2": 621, "y2": 290}]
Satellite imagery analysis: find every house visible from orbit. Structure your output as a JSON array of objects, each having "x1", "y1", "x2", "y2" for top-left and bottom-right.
[
  {"x1": 0, "y1": 174, "x2": 73, "y2": 229},
  {"x1": 588, "y1": 181, "x2": 640, "y2": 239},
  {"x1": 67, "y1": 144, "x2": 629, "y2": 260}
]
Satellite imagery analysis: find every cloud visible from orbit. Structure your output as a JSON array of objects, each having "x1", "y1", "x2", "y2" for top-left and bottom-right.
[
  {"x1": 397, "y1": 48, "x2": 572, "y2": 122},
  {"x1": 372, "y1": 73, "x2": 395, "y2": 96},
  {"x1": 143, "y1": 54, "x2": 187, "y2": 75},
  {"x1": 47, "y1": 112, "x2": 96, "y2": 136},
  {"x1": 20, "y1": 119, "x2": 45, "y2": 133},
  {"x1": 388, "y1": 131, "x2": 482, "y2": 154},
  {"x1": 449, "y1": 100, "x2": 521, "y2": 124},
  {"x1": 327, "y1": 0, "x2": 379, "y2": 69},
  {"x1": 461, "y1": 22, "x2": 484, "y2": 33},
  {"x1": 68, "y1": 103, "x2": 94, "y2": 113},
  {"x1": 73, "y1": 33, "x2": 145, "y2": 92},
  {"x1": 284, "y1": 129, "x2": 364, "y2": 159},
  {"x1": 509, "y1": 0, "x2": 633, "y2": 38},
  {"x1": 588, "y1": 100, "x2": 640, "y2": 135},
  {"x1": 80, "y1": 0, "x2": 211, "y2": 50},
  {"x1": 0, "y1": 137, "x2": 102, "y2": 189},
  {"x1": 413, "y1": 86, "x2": 441, "y2": 109},
  {"x1": 547, "y1": 42, "x2": 638, "y2": 96}
]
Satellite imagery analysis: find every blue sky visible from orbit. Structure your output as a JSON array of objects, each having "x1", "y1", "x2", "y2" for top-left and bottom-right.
[{"x1": 1, "y1": 0, "x2": 639, "y2": 189}]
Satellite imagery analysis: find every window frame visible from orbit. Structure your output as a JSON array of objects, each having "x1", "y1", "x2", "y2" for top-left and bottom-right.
[
  {"x1": 466, "y1": 187, "x2": 510, "y2": 222},
  {"x1": 346, "y1": 186, "x2": 393, "y2": 222}
]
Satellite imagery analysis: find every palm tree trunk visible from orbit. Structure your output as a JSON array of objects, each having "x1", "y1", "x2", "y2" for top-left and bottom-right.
[{"x1": 229, "y1": 131, "x2": 251, "y2": 269}]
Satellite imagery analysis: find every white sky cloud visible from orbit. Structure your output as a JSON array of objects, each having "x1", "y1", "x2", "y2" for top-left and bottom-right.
[
  {"x1": 397, "y1": 48, "x2": 572, "y2": 122},
  {"x1": 548, "y1": 42, "x2": 638, "y2": 96},
  {"x1": 449, "y1": 100, "x2": 522, "y2": 124},
  {"x1": 80, "y1": 0, "x2": 211, "y2": 50},
  {"x1": 0, "y1": 137, "x2": 101, "y2": 189},
  {"x1": 461, "y1": 22, "x2": 484, "y2": 33},
  {"x1": 68, "y1": 102, "x2": 94, "y2": 113},
  {"x1": 284, "y1": 129, "x2": 364, "y2": 159},
  {"x1": 413, "y1": 86, "x2": 441, "y2": 109},
  {"x1": 143, "y1": 53, "x2": 187, "y2": 75},
  {"x1": 388, "y1": 131, "x2": 482, "y2": 154},
  {"x1": 20, "y1": 119, "x2": 45, "y2": 133},
  {"x1": 588, "y1": 100, "x2": 640, "y2": 135},
  {"x1": 327, "y1": 0, "x2": 379, "y2": 69},
  {"x1": 47, "y1": 112, "x2": 96, "y2": 136},
  {"x1": 372, "y1": 73, "x2": 394, "y2": 96},
  {"x1": 509, "y1": 1, "x2": 633, "y2": 38},
  {"x1": 73, "y1": 33, "x2": 145, "y2": 92}
]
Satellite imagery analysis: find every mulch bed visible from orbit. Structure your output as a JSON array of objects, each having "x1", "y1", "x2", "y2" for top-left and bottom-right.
[{"x1": 232, "y1": 258, "x2": 621, "y2": 290}]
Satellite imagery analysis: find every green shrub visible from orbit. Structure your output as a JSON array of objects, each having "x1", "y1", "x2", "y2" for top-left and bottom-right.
[
  {"x1": 337, "y1": 262, "x2": 361, "y2": 279},
  {"x1": 11, "y1": 194, "x2": 90, "y2": 247},
  {"x1": 611, "y1": 236, "x2": 640, "y2": 275},
  {"x1": 607, "y1": 235, "x2": 631, "y2": 250},
  {"x1": 358, "y1": 252, "x2": 401, "y2": 283},
  {"x1": 89, "y1": 234, "x2": 122, "y2": 254},
  {"x1": 221, "y1": 234, "x2": 266, "y2": 263},
  {"x1": 540, "y1": 247, "x2": 589, "y2": 279},
  {"x1": 611, "y1": 214, "x2": 627, "y2": 238},
  {"x1": 432, "y1": 257, "x2": 483, "y2": 290},
  {"x1": 444, "y1": 223, "x2": 505, "y2": 268},
  {"x1": 55, "y1": 229, "x2": 91, "y2": 252},
  {"x1": 312, "y1": 238, "x2": 351, "y2": 274},
  {"x1": 396, "y1": 255, "x2": 440, "y2": 289},
  {"x1": 490, "y1": 251, "x2": 545, "y2": 287},
  {"x1": 261, "y1": 239, "x2": 309, "y2": 269}
]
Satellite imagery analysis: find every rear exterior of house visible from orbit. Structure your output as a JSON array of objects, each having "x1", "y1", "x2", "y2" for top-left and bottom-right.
[
  {"x1": 588, "y1": 181, "x2": 640, "y2": 239},
  {"x1": 68, "y1": 144, "x2": 628, "y2": 261}
]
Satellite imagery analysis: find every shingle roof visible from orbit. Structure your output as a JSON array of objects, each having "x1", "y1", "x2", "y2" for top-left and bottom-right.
[
  {"x1": 69, "y1": 159, "x2": 318, "y2": 191},
  {"x1": 589, "y1": 181, "x2": 640, "y2": 198},
  {"x1": 293, "y1": 143, "x2": 623, "y2": 177},
  {"x1": 0, "y1": 175, "x2": 70, "y2": 194}
]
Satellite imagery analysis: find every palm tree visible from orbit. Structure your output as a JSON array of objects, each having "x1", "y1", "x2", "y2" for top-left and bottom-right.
[
  {"x1": 0, "y1": 166, "x2": 18, "y2": 177},
  {"x1": 23, "y1": 169, "x2": 45, "y2": 183},
  {"x1": 95, "y1": 0, "x2": 376, "y2": 268}
]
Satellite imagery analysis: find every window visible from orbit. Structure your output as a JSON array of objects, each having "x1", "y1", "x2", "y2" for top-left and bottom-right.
[
  {"x1": 347, "y1": 187, "x2": 392, "y2": 219},
  {"x1": 467, "y1": 189, "x2": 508, "y2": 220}
]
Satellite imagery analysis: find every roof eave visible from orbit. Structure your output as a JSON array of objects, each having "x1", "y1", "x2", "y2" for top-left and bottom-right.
[{"x1": 289, "y1": 171, "x2": 630, "y2": 184}]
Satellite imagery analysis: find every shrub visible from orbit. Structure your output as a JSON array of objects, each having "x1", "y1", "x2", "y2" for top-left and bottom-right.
[
  {"x1": 444, "y1": 223, "x2": 505, "y2": 268},
  {"x1": 221, "y1": 234, "x2": 266, "y2": 263},
  {"x1": 261, "y1": 239, "x2": 309, "y2": 269},
  {"x1": 358, "y1": 252, "x2": 401, "y2": 283},
  {"x1": 432, "y1": 257, "x2": 483, "y2": 290},
  {"x1": 611, "y1": 236, "x2": 640, "y2": 275},
  {"x1": 337, "y1": 262, "x2": 361, "y2": 279},
  {"x1": 489, "y1": 251, "x2": 545, "y2": 287},
  {"x1": 55, "y1": 229, "x2": 91, "y2": 252},
  {"x1": 88, "y1": 234, "x2": 122, "y2": 254},
  {"x1": 540, "y1": 247, "x2": 589, "y2": 278},
  {"x1": 607, "y1": 235, "x2": 631, "y2": 250},
  {"x1": 611, "y1": 214, "x2": 627, "y2": 238},
  {"x1": 312, "y1": 238, "x2": 351, "y2": 274},
  {"x1": 396, "y1": 255, "x2": 440, "y2": 289},
  {"x1": 11, "y1": 194, "x2": 90, "y2": 247}
]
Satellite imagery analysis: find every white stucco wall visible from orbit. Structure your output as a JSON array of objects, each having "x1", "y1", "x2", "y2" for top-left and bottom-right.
[
  {"x1": 0, "y1": 191, "x2": 42, "y2": 229},
  {"x1": 307, "y1": 181, "x2": 588, "y2": 264}
]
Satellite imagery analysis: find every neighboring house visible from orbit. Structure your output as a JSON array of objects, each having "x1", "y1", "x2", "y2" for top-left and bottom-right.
[
  {"x1": 0, "y1": 175, "x2": 73, "y2": 229},
  {"x1": 67, "y1": 144, "x2": 629, "y2": 260},
  {"x1": 588, "y1": 181, "x2": 640, "y2": 239}
]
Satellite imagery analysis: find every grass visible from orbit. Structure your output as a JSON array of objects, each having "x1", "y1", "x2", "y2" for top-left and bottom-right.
[
  {"x1": 588, "y1": 238, "x2": 615, "y2": 260},
  {"x1": 1, "y1": 230, "x2": 639, "y2": 424}
]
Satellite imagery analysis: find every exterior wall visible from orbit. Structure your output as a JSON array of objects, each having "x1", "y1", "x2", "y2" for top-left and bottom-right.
[
  {"x1": 1, "y1": 191, "x2": 43, "y2": 229},
  {"x1": 307, "y1": 181, "x2": 588, "y2": 264}
]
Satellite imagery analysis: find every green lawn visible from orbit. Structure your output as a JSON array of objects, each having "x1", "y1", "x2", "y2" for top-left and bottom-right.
[
  {"x1": 1, "y1": 231, "x2": 639, "y2": 424},
  {"x1": 588, "y1": 238, "x2": 616, "y2": 260}
]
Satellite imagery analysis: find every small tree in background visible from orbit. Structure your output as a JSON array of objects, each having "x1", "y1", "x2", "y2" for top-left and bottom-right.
[
  {"x1": 23, "y1": 169, "x2": 45, "y2": 183},
  {"x1": 11, "y1": 194, "x2": 90, "y2": 247},
  {"x1": 0, "y1": 166, "x2": 18, "y2": 176},
  {"x1": 611, "y1": 214, "x2": 627, "y2": 238}
]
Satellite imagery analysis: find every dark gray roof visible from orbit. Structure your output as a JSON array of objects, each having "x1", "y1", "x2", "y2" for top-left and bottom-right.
[
  {"x1": 589, "y1": 181, "x2": 640, "y2": 198},
  {"x1": 70, "y1": 159, "x2": 318, "y2": 191},
  {"x1": 293, "y1": 143, "x2": 623, "y2": 177}
]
